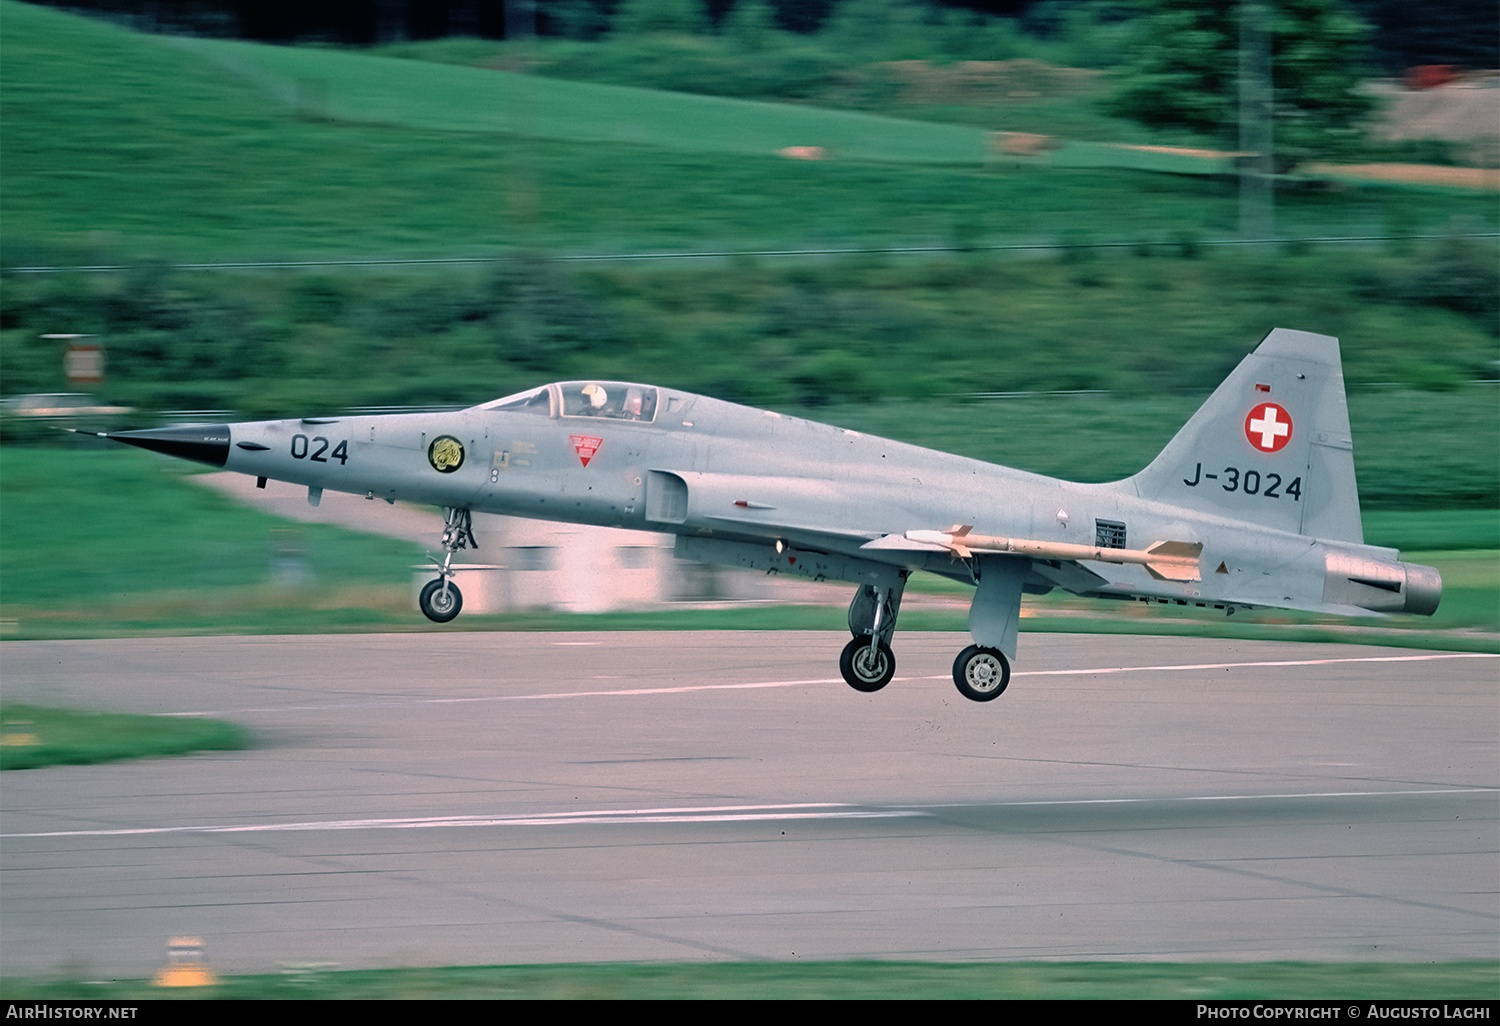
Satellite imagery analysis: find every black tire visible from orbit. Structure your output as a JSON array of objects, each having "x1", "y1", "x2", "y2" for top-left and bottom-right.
[
  {"x1": 419, "y1": 578, "x2": 463, "y2": 623},
  {"x1": 953, "y1": 644, "x2": 1009, "y2": 702},
  {"x1": 840, "y1": 636, "x2": 895, "y2": 693}
]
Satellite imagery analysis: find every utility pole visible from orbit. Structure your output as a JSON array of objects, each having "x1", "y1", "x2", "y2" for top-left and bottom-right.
[
  {"x1": 505, "y1": 0, "x2": 537, "y2": 40},
  {"x1": 1239, "y1": 0, "x2": 1274, "y2": 243}
]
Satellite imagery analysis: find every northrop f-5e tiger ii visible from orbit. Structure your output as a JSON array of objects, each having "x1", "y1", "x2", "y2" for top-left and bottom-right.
[{"x1": 102, "y1": 329, "x2": 1440, "y2": 703}]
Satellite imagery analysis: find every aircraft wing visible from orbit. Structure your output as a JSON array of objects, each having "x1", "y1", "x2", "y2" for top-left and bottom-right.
[
  {"x1": 702, "y1": 513, "x2": 884, "y2": 546},
  {"x1": 1021, "y1": 559, "x2": 1112, "y2": 595}
]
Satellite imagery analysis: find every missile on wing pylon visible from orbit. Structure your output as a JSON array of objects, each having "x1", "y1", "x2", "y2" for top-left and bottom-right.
[{"x1": 905, "y1": 526, "x2": 1203, "y2": 582}]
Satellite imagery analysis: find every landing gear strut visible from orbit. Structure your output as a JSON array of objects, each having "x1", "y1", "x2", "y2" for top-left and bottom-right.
[
  {"x1": 839, "y1": 575, "x2": 905, "y2": 693},
  {"x1": 420, "y1": 507, "x2": 475, "y2": 624},
  {"x1": 946, "y1": 554, "x2": 1024, "y2": 702}
]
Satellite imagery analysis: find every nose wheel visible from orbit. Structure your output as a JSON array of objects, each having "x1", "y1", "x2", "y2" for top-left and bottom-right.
[
  {"x1": 419, "y1": 578, "x2": 463, "y2": 623},
  {"x1": 953, "y1": 645, "x2": 1009, "y2": 701}
]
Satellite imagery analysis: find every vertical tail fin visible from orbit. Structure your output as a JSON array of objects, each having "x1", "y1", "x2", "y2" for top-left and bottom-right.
[{"x1": 1124, "y1": 329, "x2": 1363, "y2": 543}]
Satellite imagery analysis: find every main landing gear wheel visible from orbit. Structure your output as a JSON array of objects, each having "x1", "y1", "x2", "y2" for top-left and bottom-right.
[
  {"x1": 419, "y1": 578, "x2": 463, "y2": 623},
  {"x1": 840, "y1": 636, "x2": 895, "y2": 693},
  {"x1": 953, "y1": 645, "x2": 1009, "y2": 702}
]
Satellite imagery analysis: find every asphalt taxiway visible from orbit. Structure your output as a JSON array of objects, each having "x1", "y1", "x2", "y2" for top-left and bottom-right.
[{"x1": 1, "y1": 631, "x2": 1495, "y2": 976}]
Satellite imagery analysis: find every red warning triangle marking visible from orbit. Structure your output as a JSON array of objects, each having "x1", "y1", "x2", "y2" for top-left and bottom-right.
[{"x1": 570, "y1": 435, "x2": 602, "y2": 467}]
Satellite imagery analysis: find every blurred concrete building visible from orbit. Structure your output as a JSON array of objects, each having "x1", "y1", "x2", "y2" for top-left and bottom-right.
[
  {"x1": 194, "y1": 471, "x2": 787, "y2": 614},
  {"x1": 430, "y1": 514, "x2": 774, "y2": 614},
  {"x1": 1369, "y1": 70, "x2": 1500, "y2": 167}
]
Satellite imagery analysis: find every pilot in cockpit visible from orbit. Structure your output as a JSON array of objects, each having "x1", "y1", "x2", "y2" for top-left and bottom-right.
[
  {"x1": 623, "y1": 387, "x2": 644, "y2": 419},
  {"x1": 580, "y1": 382, "x2": 609, "y2": 415}
]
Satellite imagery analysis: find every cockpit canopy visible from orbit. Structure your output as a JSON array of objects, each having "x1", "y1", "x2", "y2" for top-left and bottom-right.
[{"x1": 475, "y1": 382, "x2": 659, "y2": 424}]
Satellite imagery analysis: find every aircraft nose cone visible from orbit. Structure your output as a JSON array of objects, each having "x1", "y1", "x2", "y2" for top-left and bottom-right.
[{"x1": 103, "y1": 425, "x2": 231, "y2": 468}]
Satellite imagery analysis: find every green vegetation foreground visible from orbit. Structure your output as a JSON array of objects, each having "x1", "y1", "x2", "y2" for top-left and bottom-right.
[
  {"x1": 4, "y1": 959, "x2": 1496, "y2": 1000},
  {"x1": 0, "y1": 704, "x2": 247, "y2": 770}
]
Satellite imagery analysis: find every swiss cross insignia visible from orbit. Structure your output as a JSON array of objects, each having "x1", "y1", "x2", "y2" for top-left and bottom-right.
[
  {"x1": 1244, "y1": 403, "x2": 1292, "y2": 453},
  {"x1": 570, "y1": 435, "x2": 603, "y2": 467}
]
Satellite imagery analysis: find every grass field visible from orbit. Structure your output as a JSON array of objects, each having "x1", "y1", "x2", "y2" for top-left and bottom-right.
[
  {"x1": 3, "y1": 1, "x2": 1495, "y2": 265},
  {"x1": 168, "y1": 35, "x2": 1248, "y2": 176},
  {"x1": 0, "y1": 704, "x2": 247, "y2": 770},
  {"x1": 0, "y1": 445, "x2": 423, "y2": 635},
  {"x1": 169, "y1": 34, "x2": 994, "y2": 164},
  {"x1": 4, "y1": 959, "x2": 1496, "y2": 1000}
]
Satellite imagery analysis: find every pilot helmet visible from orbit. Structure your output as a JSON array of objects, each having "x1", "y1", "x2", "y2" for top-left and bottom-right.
[{"x1": 581, "y1": 383, "x2": 608, "y2": 409}]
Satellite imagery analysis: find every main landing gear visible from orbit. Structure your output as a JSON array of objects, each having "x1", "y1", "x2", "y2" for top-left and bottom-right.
[
  {"x1": 839, "y1": 633, "x2": 1012, "y2": 703},
  {"x1": 419, "y1": 507, "x2": 475, "y2": 624},
  {"x1": 952, "y1": 645, "x2": 1010, "y2": 701},
  {"x1": 839, "y1": 576, "x2": 904, "y2": 694},
  {"x1": 840, "y1": 636, "x2": 894, "y2": 692},
  {"x1": 837, "y1": 555, "x2": 1023, "y2": 703}
]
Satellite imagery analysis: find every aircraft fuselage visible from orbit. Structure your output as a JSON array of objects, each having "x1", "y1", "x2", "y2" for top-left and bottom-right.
[{"x1": 105, "y1": 331, "x2": 1443, "y2": 702}]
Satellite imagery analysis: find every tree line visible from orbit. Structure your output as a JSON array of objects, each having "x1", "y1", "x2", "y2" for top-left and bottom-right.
[{"x1": 21, "y1": 0, "x2": 1496, "y2": 72}]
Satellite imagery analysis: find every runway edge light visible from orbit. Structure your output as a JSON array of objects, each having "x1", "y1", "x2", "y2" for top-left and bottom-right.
[{"x1": 153, "y1": 936, "x2": 218, "y2": 987}]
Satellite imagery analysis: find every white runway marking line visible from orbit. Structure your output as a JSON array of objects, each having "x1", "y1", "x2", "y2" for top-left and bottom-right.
[
  {"x1": 965, "y1": 787, "x2": 1500, "y2": 808},
  {"x1": 922, "y1": 650, "x2": 1500, "y2": 681},
  {"x1": 2, "y1": 803, "x2": 926, "y2": 838},
  {"x1": 6, "y1": 789, "x2": 1493, "y2": 840},
  {"x1": 167, "y1": 651, "x2": 1496, "y2": 717},
  {"x1": 166, "y1": 678, "x2": 846, "y2": 716}
]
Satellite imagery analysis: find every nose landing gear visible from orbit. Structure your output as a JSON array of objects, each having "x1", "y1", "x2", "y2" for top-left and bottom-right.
[{"x1": 420, "y1": 507, "x2": 475, "y2": 624}]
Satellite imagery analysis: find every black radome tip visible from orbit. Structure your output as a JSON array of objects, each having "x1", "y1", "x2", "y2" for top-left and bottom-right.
[{"x1": 103, "y1": 425, "x2": 231, "y2": 468}]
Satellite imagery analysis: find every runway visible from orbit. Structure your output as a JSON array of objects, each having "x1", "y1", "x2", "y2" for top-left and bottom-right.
[{"x1": 1, "y1": 631, "x2": 1495, "y2": 976}]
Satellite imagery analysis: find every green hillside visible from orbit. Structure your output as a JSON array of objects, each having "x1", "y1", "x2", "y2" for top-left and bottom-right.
[
  {"x1": 3, "y1": 1, "x2": 1495, "y2": 264},
  {"x1": 167, "y1": 34, "x2": 992, "y2": 163}
]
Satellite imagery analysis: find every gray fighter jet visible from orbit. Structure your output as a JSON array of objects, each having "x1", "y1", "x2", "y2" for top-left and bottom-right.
[{"x1": 103, "y1": 328, "x2": 1440, "y2": 702}]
